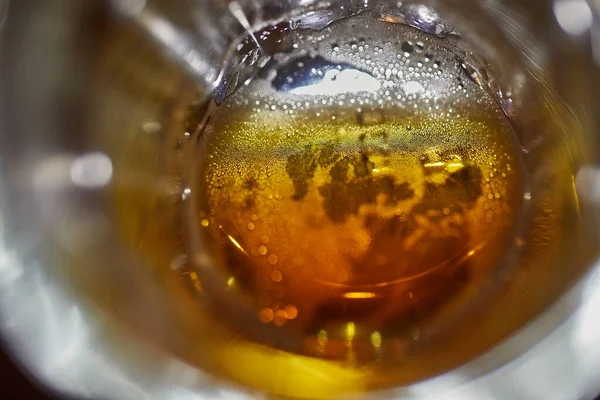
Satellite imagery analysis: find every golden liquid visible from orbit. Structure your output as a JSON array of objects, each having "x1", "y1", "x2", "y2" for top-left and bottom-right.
[
  {"x1": 195, "y1": 102, "x2": 523, "y2": 360},
  {"x1": 185, "y1": 14, "x2": 525, "y2": 366}
]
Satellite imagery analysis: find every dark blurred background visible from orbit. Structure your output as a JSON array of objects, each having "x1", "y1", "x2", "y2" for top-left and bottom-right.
[{"x1": 0, "y1": 347, "x2": 55, "y2": 399}]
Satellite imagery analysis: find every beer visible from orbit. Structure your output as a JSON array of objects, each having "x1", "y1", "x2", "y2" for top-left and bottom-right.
[{"x1": 184, "y1": 12, "x2": 525, "y2": 364}]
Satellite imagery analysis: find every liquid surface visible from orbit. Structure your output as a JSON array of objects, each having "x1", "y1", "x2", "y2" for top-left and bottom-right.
[{"x1": 188, "y1": 13, "x2": 525, "y2": 363}]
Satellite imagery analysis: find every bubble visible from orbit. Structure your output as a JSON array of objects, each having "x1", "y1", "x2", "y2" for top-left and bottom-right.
[
  {"x1": 401, "y1": 41, "x2": 414, "y2": 53},
  {"x1": 284, "y1": 305, "x2": 298, "y2": 319},
  {"x1": 271, "y1": 270, "x2": 283, "y2": 282},
  {"x1": 259, "y1": 307, "x2": 274, "y2": 323}
]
